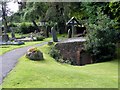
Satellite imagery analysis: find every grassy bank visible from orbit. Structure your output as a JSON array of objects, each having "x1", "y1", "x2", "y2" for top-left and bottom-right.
[{"x1": 2, "y1": 45, "x2": 118, "y2": 88}]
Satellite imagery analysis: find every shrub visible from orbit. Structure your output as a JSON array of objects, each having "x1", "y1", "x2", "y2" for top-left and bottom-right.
[
  {"x1": 36, "y1": 36, "x2": 45, "y2": 41},
  {"x1": 85, "y1": 11, "x2": 118, "y2": 63},
  {"x1": 19, "y1": 22, "x2": 36, "y2": 34},
  {"x1": 8, "y1": 23, "x2": 17, "y2": 27},
  {"x1": 49, "y1": 46, "x2": 61, "y2": 60}
]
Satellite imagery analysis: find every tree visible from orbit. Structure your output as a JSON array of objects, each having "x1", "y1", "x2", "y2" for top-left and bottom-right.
[
  {"x1": 21, "y1": 2, "x2": 48, "y2": 32},
  {"x1": 45, "y1": 2, "x2": 70, "y2": 34},
  {"x1": 85, "y1": 8, "x2": 118, "y2": 63},
  {"x1": 0, "y1": 3, "x2": 2, "y2": 25},
  {"x1": 1, "y1": 2, "x2": 8, "y2": 33},
  {"x1": 109, "y1": 2, "x2": 120, "y2": 41},
  {"x1": 1, "y1": 1, "x2": 14, "y2": 33}
]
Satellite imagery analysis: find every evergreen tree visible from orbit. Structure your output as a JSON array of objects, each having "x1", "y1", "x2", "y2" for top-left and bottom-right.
[{"x1": 85, "y1": 8, "x2": 118, "y2": 62}]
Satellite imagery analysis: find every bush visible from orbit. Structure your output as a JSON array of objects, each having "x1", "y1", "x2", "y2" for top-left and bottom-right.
[
  {"x1": 49, "y1": 46, "x2": 61, "y2": 60},
  {"x1": 36, "y1": 36, "x2": 45, "y2": 41},
  {"x1": 8, "y1": 23, "x2": 17, "y2": 27},
  {"x1": 85, "y1": 11, "x2": 117, "y2": 63},
  {"x1": 19, "y1": 22, "x2": 36, "y2": 34}
]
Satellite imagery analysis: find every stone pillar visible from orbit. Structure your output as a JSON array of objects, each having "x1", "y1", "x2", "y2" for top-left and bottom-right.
[
  {"x1": 72, "y1": 25, "x2": 74, "y2": 37},
  {"x1": 11, "y1": 27, "x2": 15, "y2": 39}
]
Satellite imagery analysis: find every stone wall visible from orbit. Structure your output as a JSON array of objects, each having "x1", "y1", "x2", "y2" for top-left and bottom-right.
[{"x1": 55, "y1": 41, "x2": 92, "y2": 66}]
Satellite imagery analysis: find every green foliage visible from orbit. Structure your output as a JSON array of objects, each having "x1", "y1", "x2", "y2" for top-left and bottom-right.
[
  {"x1": 19, "y1": 22, "x2": 36, "y2": 34},
  {"x1": 109, "y1": 2, "x2": 120, "y2": 22},
  {"x1": 23, "y1": 2, "x2": 48, "y2": 21},
  {"x1": 8, "y1": 23, "x2": 17, "y2": 27},
  {"x1": 85, "y1": 10, "x2": 118, "y2": 63},
  {"x1": 49, "y1": 46, "x2": 61, "y2": 60},
  {"x1": 36, "y1": 36, "x2": 45, "y2": 41}
]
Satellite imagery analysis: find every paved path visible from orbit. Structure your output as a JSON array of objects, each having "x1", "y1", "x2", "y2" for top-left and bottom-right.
[
  {"x1": 60, "y1": 37, "x2": 86, "y2": 43},
  {"x1": 0, "y1": 42, "x2": 48, "y2": 85}
]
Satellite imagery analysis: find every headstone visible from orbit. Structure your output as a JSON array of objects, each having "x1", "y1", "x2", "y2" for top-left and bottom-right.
[
  {"x1": 51, "y1": 27, "x2": 58, "y2": 42},
  {"x1": 2, "y1": 33, "x2": 9, "y2": 42},
  {"x1": 10, "y1": 27, "x2": 15, "y2": 39},
  {"x1": 68, "y1": 29, "x2": 72, "y2": 38},
  {"x1": 30, "y1": 33, "x2": 33, "y2": 40},
  {"x1": 46, "y1": 25, "x2": 51, "y2": 38},
  {"x1": 12, "y1": 41, "x2": 24, "y2": 45}
]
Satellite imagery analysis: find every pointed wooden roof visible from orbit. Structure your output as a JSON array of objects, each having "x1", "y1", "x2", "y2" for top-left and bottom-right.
[{"x1": 66, "y1": 17, "x2": 82, "y2": 26}]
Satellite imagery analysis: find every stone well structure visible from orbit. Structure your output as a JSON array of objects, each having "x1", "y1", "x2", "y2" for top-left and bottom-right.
[{"x1": 55, "y1": 37, "x2": 92, "y2": 66}]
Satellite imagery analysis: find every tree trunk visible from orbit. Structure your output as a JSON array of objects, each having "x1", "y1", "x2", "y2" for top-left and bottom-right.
[
  {"x1": 58, "y1": 22, "x2": 65, "y2": 34},
  {"x1": 2, "y1": 2, "x2": 8, "y2": 33},
  {"x1": 32, "y1": 20, "x2": 40, "y2": 32}
]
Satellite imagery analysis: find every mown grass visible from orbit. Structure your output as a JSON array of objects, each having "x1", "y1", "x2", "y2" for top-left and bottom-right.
[
  {"x1": 2, "y1": 45, "x2": 118, "y2": 88},
  {"x1": 0, "y1": 33, "x2": 66, "y2": 55},
  {"x1": 7, "y1": 33, "x2": 29, "y2": 38}
]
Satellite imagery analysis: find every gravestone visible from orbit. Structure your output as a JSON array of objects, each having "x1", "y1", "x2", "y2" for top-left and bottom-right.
[
  {"x1": 46, "y1": 25, "x2": 51, "y2": 38},
  {"x1": 10, "y1": 27, "x2": 15, "y2": 39},
  {"x1": 68, "y1": 29, "x2": 72, "y2": 38},
  {"x1": 30, "y1": 33, "x2": 34, "y2": 40},
  {"x1": 1, "y1": 27, "x2": 9, "y2": 42},
  {"x1": 51, "y1": 27, "x2": 58, "y2": 42},
  {"x1": 2, "y1": 33, "x2": 9, "y2": 42}
]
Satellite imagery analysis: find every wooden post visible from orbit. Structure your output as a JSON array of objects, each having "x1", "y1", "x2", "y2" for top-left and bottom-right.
[
  {"x1": 71, "y1": 20, "x2": 75, "y2": 37},
  {"x1": 72, "y1": 25, "x2": 74, "y2": 37}
]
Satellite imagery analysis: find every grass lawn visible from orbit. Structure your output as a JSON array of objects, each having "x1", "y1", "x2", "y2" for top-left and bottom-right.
[
  {"x1": 7, "y1": 33, "x2": 29, "y2": 38},
  {"x1": 0, "y1": 38, "x2": 52, "y2": 55},
  {"x1": 0, "y1": 34, "x2": 66, "y2": 55},
  {"x1": 2, "y1": 45, "x2": 118, "y2": 88}
]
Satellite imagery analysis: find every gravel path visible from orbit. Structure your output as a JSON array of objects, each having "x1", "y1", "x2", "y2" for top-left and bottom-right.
[
  {"x1": 60, "y1": 37, "x2": 86, "y2": 43},
  {"x1": 0, "y1": 42, "x2": 48, "y2": 85}
]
